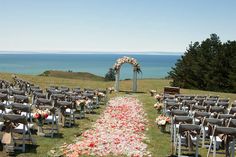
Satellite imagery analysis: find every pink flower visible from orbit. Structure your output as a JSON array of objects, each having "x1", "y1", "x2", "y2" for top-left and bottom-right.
[{"x1": 65, "y1": 97, "x2": 149, "y2": 157}]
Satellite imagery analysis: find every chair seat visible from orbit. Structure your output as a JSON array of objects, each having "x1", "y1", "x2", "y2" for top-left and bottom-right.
[
  {"x1": 210, "y1": 135, "x2": 222, "y2": 150},
  {"x1": 194, "y1": 118, "x2": 200, "y2": 123},
  {"x1": 5, "y1": 108, "x2": 12, "y2": 114},
  {"x1": 14, "y1": 123, "x2": 32, "y2": 133},
  {"x1": 180, "y1": 135, "x2": 198, "y2": 145},
  {"x1": 3, "y1": 101, "x2": 8, "y2": 105},
  {"x1": 203, "y1": 126, "x2": 209, "y2": 131},
  {"x1": 176, "y1": 124, "x2": 180, "y2": 129},
  {"x1": 210, "y1": 136, "x2": 222, "y2": 142},
  {"x1": 21, "y1": 112, "x2": 33, "y2": 118},
  {"x1": 45, "y1": 115, "x2": 58, "y2": 123},
  {"x1": 65, "y1": 108, "x2": 76, "y2": 112},
  {"x1": 182, "y1": 106, "x2": 189, "y2": 110}
]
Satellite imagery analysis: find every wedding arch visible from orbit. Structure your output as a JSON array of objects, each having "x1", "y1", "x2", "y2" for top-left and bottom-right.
[{"x1": 113, "y1": 56, "x2": 141, "y2": 92}]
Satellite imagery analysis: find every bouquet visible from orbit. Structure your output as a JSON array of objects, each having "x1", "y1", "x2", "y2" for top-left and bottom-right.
[
  {"x1": 34, "y1": 109, "x2": 50, "y2": 126},
  {"x1": 149, "y1": 89, "x2": 157, "y2": 96},
  {"x1": 154, "y1": 94, "x2": 163, "y2": 102},
  {"x1": 155, "y1": 114, "x2": 170, "y2": 126},
  {"x1": 154, "y1": 102, "x2": 164, "y2": 113}
]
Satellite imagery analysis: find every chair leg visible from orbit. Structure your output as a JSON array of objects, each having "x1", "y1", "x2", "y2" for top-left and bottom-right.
[
  {"x1": 213, "y1": 136, "x2": 216, "y2": 157},
  {"x1": 51, "y1": 115, "x2": 55, "y2": 138},
  {"x1": 207, "y1": 135, "x2": 213, "y2": 157},
  {"x1": 22, "y1": 125, "x2": 26, "y2": 152},
  {"x1": 202, "y1": 127, "x2": 206, "y2": 148},
  {"x1": 178, "y1": 134, "x2": 181, "y2": 157},
  {"x1": 174, "y1": 125, "x2": 176, "y2": 145},
  {"x1": 231, "y1": 138, "x2": 235, "y2": 157},
  {"x1": 27, "y1": 125, "x2": 34, "y2": 144},
  {"x1": 196, "y1": 135, "x2": 199, "y2": 157}
]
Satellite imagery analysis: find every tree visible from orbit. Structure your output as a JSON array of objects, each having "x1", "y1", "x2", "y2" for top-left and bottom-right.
[
  {"x1": 168, "y1": 34, "x2": 236, "y2": 93},
  {"x1": 105, "y1": 68, "x2": 115, "y2": 81}
]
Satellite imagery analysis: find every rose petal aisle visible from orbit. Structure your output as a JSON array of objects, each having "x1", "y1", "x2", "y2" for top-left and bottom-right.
[{"x1": 65, "y1": 96, "x2": 150, "y2": 157}]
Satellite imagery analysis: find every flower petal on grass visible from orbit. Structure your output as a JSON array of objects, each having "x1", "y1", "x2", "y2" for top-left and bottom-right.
[{"x1": 65, "y1": 96, "x2": 150, "y2": 157}]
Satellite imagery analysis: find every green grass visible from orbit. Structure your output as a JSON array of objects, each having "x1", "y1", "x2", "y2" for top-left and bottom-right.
[{"x1": 0, "y1": 72, "x2": 236, "y2": 157}]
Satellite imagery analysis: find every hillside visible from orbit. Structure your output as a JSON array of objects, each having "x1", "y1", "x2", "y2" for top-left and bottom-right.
[
  {"x1": 39, "y1": 70, "x2": 105, "y2": 81},
  {"x1": 1, "y1": 72, "x2": 236, "y2": 156}
]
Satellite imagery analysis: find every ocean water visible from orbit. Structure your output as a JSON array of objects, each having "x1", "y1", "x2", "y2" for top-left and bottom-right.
[{"x1": 0, "y1": 54, "x2": 180, "y2": 79}]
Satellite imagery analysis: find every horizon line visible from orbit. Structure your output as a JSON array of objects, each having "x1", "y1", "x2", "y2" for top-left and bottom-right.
[{"x1": 0, "y1": 50, "x2": 183, "y2": 55}]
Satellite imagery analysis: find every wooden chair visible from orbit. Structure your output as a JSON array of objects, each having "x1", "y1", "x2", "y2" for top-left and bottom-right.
[
  {"x1": 201, "y1": 118, "x2": 224, "y2": 148},
  {"x1": 2, "y1": 114, "x2": 34, "y2": 152},
  {"x1": 35, "y1": 98, "x2": 59, "y2": 137},
  {"x1": 177, "y1": 124, "x2": 201, "y2": 157},
  {"x1": 56, "y1": 100, "x2": 75, "y2": 127},
  {"x1": 207, "y1": 126, "x2": 236, "y2": 157}
]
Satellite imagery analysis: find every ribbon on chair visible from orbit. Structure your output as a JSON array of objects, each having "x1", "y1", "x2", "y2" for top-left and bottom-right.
[{"x1": 179, "y1": 124, "x2": 198, "y2": 151}]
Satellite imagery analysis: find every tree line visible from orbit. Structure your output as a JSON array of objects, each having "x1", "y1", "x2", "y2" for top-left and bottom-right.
[{"x1": 168, "y1": 34, "x2": 236, "y2": 93}]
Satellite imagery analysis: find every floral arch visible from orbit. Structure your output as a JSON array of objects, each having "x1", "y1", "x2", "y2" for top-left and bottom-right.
[{"x1": 113, "y1": 56, "x2": 141, "y2": 92}]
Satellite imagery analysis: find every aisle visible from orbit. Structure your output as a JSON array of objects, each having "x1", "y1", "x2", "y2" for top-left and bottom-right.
[{"x1": 65, "y1": 96, "x2": 150, "y2": 157}]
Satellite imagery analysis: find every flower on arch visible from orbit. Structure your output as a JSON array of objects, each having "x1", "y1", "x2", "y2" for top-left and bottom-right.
[{"x1": 113, "y1": 56, "x2": 141, "y2": 73}]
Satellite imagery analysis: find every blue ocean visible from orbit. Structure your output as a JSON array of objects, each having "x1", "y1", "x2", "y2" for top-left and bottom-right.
[{"x1": 0, "y1": 54, "x2": 180, "y2": 79}]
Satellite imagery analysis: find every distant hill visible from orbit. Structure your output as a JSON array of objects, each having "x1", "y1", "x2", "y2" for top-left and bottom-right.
[{"x1": 39, "y1": 70, "x2": 105, "y2": 81}]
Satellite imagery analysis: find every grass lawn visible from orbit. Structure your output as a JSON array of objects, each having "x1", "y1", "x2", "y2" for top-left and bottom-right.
[{"x1": 0, "y1": 72, "x2": 236, "y2": 157}]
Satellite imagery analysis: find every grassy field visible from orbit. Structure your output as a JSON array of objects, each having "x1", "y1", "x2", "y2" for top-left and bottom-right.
[
  {"x1": 0, "y1": 72, "x2": 236, "y2": 157},
  {"x1": 39, "y1": 70, "x2": 105, "y2": 81}
]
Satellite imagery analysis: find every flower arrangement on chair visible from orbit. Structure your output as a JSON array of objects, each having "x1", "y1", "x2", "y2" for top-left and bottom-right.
[
  {"x1": 33, "y1": 109, "x2": 50, "y2": 136},
  {"x1": 155, "y1": 114, "x2": 171, "y2": 132},
  {"x1": 154, "y1": 102, "x2": 164, "y2": 113},
  {"x1": 154, "y1": 94, "x2": 163, "y2": 103}
]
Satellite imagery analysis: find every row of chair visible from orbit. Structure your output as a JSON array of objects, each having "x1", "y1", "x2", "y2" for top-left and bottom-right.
[
  {"x1": 0, "y1": 77, "x2": 108, "y2": 153},
  {"x1": 161, "y1": 94, "x2": 236, "y2": 157}
]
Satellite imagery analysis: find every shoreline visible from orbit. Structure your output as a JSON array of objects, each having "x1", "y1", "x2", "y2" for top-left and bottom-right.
[
  {"x1": 0, "y1": 51, "x2": 183, "y2": 56},
  {"x1": 0, "y1": 71, "x2": 168, "y2": 80}
]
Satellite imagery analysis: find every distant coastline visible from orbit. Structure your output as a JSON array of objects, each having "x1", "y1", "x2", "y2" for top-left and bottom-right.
[
  {"x1": 0, "y1": 51, "x2": 183, "y2": 56},
  {"x1": 0, "y1": 53, "x2": 180, "y2": 79}
]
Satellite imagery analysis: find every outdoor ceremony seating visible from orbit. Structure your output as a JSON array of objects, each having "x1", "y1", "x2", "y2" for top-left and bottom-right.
[
  {"x1": 13, "y1": 95, "x2": 29, "y2": 104},
  {"x1": 181, "y1": 99, "x2": 196, "y2": 111},
  {"x1": 217, "y1": 114, "x2": 235, "y2": 126},
  {"x1": 73, "y1": 88, "x2": 83, "y2": 94},
  {"x1": 191, "y1": 104, "x2": 207, "y2": 112},
  {"x1": 153, "y1": 91, "x2": 236, "y2": 156},
  {"x1": 35, "y1": 98, "x2": 59, "y2": 137},
  {"x1": 0, "y1": 88, "x2": 8, "y2": 94},
  {"x1": 30, "y1": 87, "x2": 43, "y2": 95},
  {"x1": 176, "y1": 124, "x2": 201, "y2": 157},
  {"x1": 194, "y1": 95, "x2": 207, "y2": 105},
  {"x1": 10, "y1": 89, "x2": 26, "y2": 96},
  {"x1": 201, "y1": 118, "x2": 224, "y2": 149},
  {"x1": 0, "y1": 80, "x2": 10, "y2": 89},
  {"x1": 2, "y1": 114, "x2": 34, "y2": 153},
  {"x1": 32, "y1": 92, "x2": 46, "y2": 104},
  {"x1": 229, "y1": 107, "x2": 236, "y2": 114},
  {"x1": 170, "y1": 110, "x2": 189, "y2": 145},
  {"x1": 172, "y1": 116, "x2": 193, "y2": 147},
  {"x1": 0, "y1": 102, "x2": 6, "y2": 130},
  {"x1": 11, "y1": 103, "x2": 34, "y2": 132},
  {"x1": 56, "y1": 100, "x2": 75, "y2": 127},
  {"x1": 0, "y1": 76, "x2": 107, "y2": 155},
  {"x1": 217, "y1": 101, "x2": 230, "y2": 109},
  {"x1": 207, "y1": 126, "x2": 236, "y2": 157},
  {"x1": 208, "y1": 106, "x2": 225, "y2": 118},
  {"x1": 193, "y1": 111, "x2": 211, "y2": 125},
  {"x1": 0, "y1": 93, "x2": 8, "y2": 103}
]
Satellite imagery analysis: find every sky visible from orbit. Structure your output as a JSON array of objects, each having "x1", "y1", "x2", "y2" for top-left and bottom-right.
[{"x1": 0, "y1": 0, "x2": 236, "y2": 53}]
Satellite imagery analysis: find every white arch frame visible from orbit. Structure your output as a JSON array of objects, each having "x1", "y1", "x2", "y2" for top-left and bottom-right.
[{"x1": 113, "y1": 56, "x2": 141, "y2": 92}]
